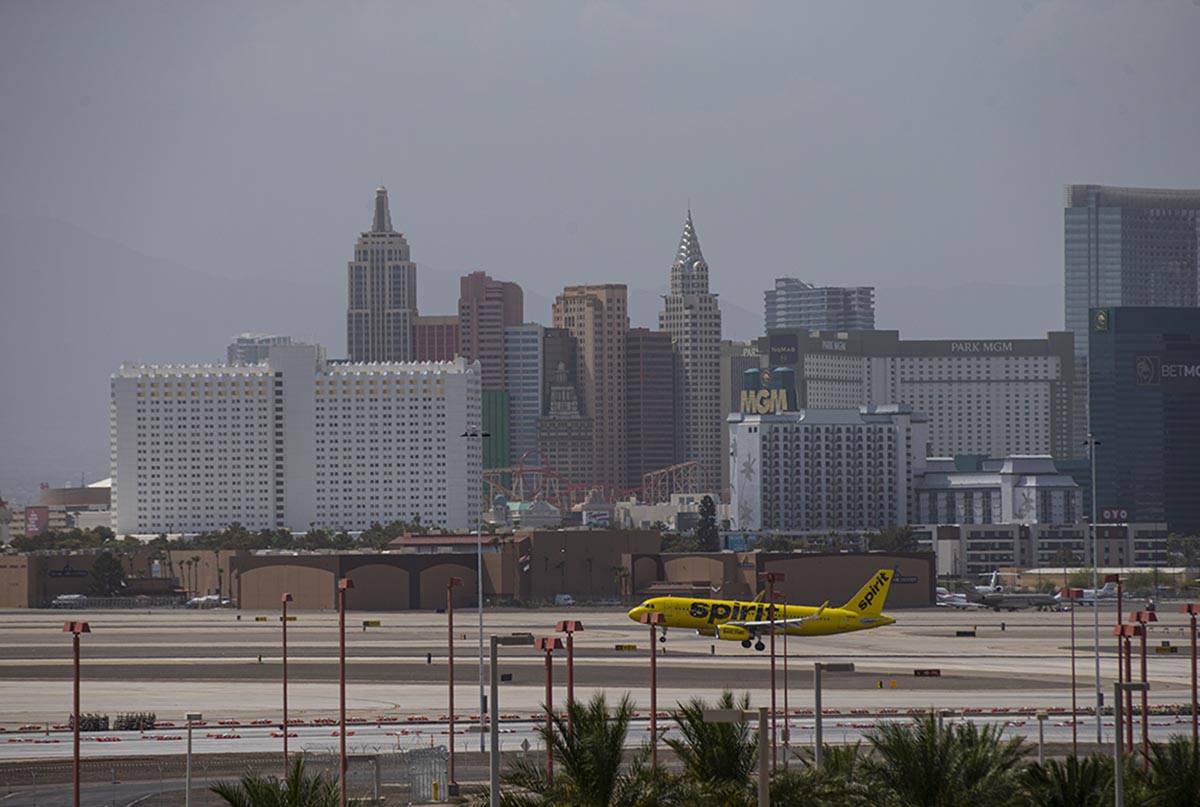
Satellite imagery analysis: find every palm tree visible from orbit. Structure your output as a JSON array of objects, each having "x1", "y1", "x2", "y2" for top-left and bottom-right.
[
  {"x1": 772, "y1": 742, "x2": 870, "y2": 807},
  {"x1": 665, "y1": 691, "x2": 756, "y2": 805},
  {"x1": 863, "y1": 713, "x2": 1027, "y2": 807},
  {"x1": 492, "y1": 692, "x2": 677, "y2": 806},
  {"x1": 1145, "y1": 736, "x2": 1200, "y2": 807},
  {"x1": 210, "y1": 757, "x2": 338, "y2": 806},
  {"x1": 1020, "y1": 755, "x2": 1110, "y2": 807}
]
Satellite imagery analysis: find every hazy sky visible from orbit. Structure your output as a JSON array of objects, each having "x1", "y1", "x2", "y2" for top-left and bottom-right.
[{"x1": 1, "y1": 1, "x2": 1198, "y2": 497}]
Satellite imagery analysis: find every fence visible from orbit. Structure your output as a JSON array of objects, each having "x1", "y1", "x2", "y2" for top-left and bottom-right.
[{"x1": 0, "y1": 746, "x2": 450, "y2": 805}]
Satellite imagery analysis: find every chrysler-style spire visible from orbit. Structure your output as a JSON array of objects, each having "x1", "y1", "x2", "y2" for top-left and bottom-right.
[
  {"x1": 371, "y1": 186, "x2": 393, "y2": 233},
  {"x1": 669, "y1": 209, "x2": 709, "y2": 295},
  {"x1": 673, "y1": 208, "x2": 705, "y2": 270}
]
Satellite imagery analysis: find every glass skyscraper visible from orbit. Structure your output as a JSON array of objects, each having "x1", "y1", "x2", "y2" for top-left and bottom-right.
[
  {"x1": 1064, "y1": 185, "x2": 1200, "y2": 454},
  {"x1": 764, "y1": 279, "x2": 875, "y2": 333},
  {"x1": 1088, "y1": 306, "x2": 1200, "y2": 534}
]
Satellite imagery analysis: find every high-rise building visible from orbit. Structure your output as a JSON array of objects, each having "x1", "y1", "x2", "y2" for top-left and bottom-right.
[
  {"x1": 764, "y1": 279, "x2": 875, "y2": 332},
  {"x1": 412, "y1": 315, "x2": 460, "y2": 362},
  {"x1": 624, "y1": 328, "x2": 680, "y2": 487},
  {"x1": 1065, "y1": 185, "x2": 1200, "y2": 454},
  {"x1": 720, "y1": 340, "x2": 762, "y2": 498},
  {"x1": 659, "y1": 211, "x2": 722, "y2": 491},
  {"x1": 541, "y1": 328, "x2": 576, "y2": 415},
  {"x1": 914, "y1": 456, "x2": 1083, "y2": 526},
  {"x1": 1088, "y1": 306, "x2": 1200, "y2": 534},
  {"x1": 553, "y1": 284, "x2": 629, "y2": 488},
  {"x1": 458, "y1": 271, "x2": 523, "y2": 390},
  {"x1": 761, "y1": 329, "x2": 1075, "y2": 459},
  {"x1": 729, "y1": 405, "x2": 928, "y2": 533},
  {"x1": 505, "y1": 324, "x2": 544, "y2": 464},
  {"x1": 537, "y1": 361, "x2": 594, "y2": 487},
  {"x1": 111, "y1": 344, "x2": 481, "y2": 534},
  {"x1": 347, "y1": 187, "x2": 418, "y2": 362},
  {"x1": 227, "y1": 333, "x2": 293, "y2": 364}
]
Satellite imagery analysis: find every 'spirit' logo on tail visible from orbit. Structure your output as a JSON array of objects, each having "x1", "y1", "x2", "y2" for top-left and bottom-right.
[{"x1": 858, "y1": 571, "x2": 890, "y2": 612}]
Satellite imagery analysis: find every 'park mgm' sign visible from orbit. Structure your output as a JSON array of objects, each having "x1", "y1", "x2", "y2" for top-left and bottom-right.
[{"x1": 740, "y1": 367, "x2": 798, "y2": 415}]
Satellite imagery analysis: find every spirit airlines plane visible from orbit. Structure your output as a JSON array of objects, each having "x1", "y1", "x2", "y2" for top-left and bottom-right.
[{"x1": 627, "y1": 569, "x2": 896, "y2": 651}]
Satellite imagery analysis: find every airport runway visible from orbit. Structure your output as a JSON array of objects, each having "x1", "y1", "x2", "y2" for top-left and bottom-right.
[{"x1": 0, "y1": 604, "x2": 1196, "y2": 762}]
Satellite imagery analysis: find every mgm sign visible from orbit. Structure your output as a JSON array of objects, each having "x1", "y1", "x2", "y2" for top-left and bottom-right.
[{"x1": 740, "y1": 367, "x2": 797, "y2": 415}]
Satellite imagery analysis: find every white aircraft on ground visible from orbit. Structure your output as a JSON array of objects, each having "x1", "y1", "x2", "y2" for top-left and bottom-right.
[
  {"x1": 936, "y1": 586, "x2": 985, "y2": 610},
  {"x1": 1054, "y1": 581, "x2": 1118, "y2": 606}
]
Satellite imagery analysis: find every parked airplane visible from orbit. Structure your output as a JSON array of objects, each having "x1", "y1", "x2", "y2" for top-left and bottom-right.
[
  {"x1": 626, "y1": 569, "x2": 896, "y2": 651},
  {"x1": 936, "y1": 586, "x2": 985, "y2": 610},
  {"x1": 973, "y1": 572, "x2": 1058, "y2": 611},
  {"x1": 1054, "y1": 581, "x2": 1118, "y2": 606}
]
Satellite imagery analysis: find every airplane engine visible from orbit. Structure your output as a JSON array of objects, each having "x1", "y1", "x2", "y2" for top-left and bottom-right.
[
  {"x1": 695, "y1": 626, "x2": 716, "y2": 637},
  {"x1": 717, "y1": 624, "x2": 751, "y2": 643}
]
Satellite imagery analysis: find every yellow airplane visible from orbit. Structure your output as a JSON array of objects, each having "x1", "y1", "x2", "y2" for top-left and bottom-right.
[{"x1": 627, "y1": 569, "x2": 896, "y2": 651}]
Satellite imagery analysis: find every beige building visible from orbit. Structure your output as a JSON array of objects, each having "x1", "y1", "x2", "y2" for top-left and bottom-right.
[
  {"x1": 553, "y1": 285, "x2": 629, "y2": 489},
  {"x1": 660, "y1": 211, "x2": 723, "y2": 491},
  {"x1": 458, "y1": 271, "x2": 523, "y2": 390},
  {"x1": 347, "y1": 186, "x2": 418, "y2": 362}
]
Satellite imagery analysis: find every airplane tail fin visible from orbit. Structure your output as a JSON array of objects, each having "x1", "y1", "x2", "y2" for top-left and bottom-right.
[
  {"x1": 753, "y1": 590, "x2": 766, "y2": 603},
  {"x1": 843, "y1": 569, "x2": 894, "y2": 615}
]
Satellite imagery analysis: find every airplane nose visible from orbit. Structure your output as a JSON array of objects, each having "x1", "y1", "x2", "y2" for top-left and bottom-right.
[{"x1": 627, "y1": 606, "x2": 646, "y2": 622}]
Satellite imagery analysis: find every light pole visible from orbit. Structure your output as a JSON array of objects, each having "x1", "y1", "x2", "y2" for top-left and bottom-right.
[
  {"x1": 63, "y1": 621, "x2": 90, "y2": 807},
  {"x1": 447, "y1": 576, "x2": 463, "y2": 794},
  {"x1": 638, "y1": 610, "x2": 666, "y2": 770},
  {"x1": 1063, "y1": 587, "x2": 1082, "y2": 756},
  {"x1": 813, "y1": 662, "x2": 854, "y2": 767},
  {"x1": 489, "y1": 633, "x2": 534, "y2": 807},
  {"x1": 1036, "y1": 711, "x2": 1048, "y2": 765},
  {"x1": 462, "y1": 427, "x2": 491, "y2": 753},
  {"x1": 1113, "y1": 681, "x2": 1149, "y2": 807},
  {"x1": 758, "y1": 571, "x2": 784, "y2": 772},
  {"x1": 555, "y1": 620, "x2": 584, "y2": 734},
  {"x1": 1114, "y1": 623, "x2": 1141, "y2": 753},
  {"x1": 185, "y1": 711, "x2": 202, "y2": 807},
  {"x1": 1131, "y1": 609, "x2": 1157, "y2": 768},
  {"x1": 337, "y1": 577, "x2": 354, "y2": 807},
  {"x1": 535, "y1": 637, "x2": 564, "y2": 782},
  {"x1": 1180, "y1": 603, "x2": 1199, "y2": 750},
  {"x1": 1086, "y1": 432, "x2": 1102, "y2": 744},
  {"x1": 704, "y1": 707, "x2": 769, "y2": 807},
  {"x1": 774, "y1": 592, "x2": 789, "y2": 769},
  {"x1": 280, "y1": 592, "x2": 293, "y2": 775}
]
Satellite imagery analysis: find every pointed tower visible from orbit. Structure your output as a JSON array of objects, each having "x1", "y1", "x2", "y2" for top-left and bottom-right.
[
  {"x1": 346, "y1": 186, "x2": 418, "y2": 361},
  {"x1": 660, "y1": 210, "x2": 722, "y2": 493}
]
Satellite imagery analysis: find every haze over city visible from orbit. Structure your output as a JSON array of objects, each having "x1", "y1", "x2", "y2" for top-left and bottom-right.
[{"x1": 2, "y1": 2, "x2": 1197, "y2": 500}]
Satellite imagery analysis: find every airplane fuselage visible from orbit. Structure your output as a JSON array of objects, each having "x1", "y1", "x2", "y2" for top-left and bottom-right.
[{"x1": 630, "y1": 596, "x2": 893, "y2": 637}]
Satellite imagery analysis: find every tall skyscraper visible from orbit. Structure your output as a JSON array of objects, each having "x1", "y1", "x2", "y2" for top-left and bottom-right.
[
  {"x1": 504, "y1": 324, "x2": 545, "y2": 464},
  {"x1": 346, "y1": 187, "x2": 418, "y2": 362},
  {"x1": 1088, "y1": 306, "x2": 1200, "y2": 534},
  {"x1": 659, "y1": 211, "x2": 722, "y2": 491},
  {"x1": 624, "y1": 328, "x2": 680, "y2": 487},
  {"x1": 1065, "y1": 184, "x2": 1200, "y2": 453},
  {"x1": 537, "y1": 361, "x2": 593, "y2": 487},
  {"x1": 553, "y1": 284, "x2": 629, "y2": 488},
  {"x1": 719, "y1": 340, "x2": 761, "y2": 498},
  {"x1": 458, "y1": 271, "x2": 523, "y2": 390},
  {"x1": 764, "y1": 279, "x2": 875, "y2": 332}
]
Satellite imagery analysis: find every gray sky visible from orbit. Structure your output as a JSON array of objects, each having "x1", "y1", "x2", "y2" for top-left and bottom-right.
[{"x1": 1, "y1": 1, "x2": 1198, "y2": 499}]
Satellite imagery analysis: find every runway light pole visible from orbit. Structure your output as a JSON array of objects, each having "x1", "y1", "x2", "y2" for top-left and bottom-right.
[
  {"x1": 1180, "y1": 603, "x2": 1199, "y2": 750},
  {"x1": 813, "y1": 662, "x2": 854, "y2": 768},
  {"x1": 446, "y1": 576, "x2": 463, "y2": 794},
  {"x1": 774, "y1": 592, "x2": 790, "y2": 769},
  {"x1": 280, "y1": 592, "x2": 293, "y2": 775},
  {"x1": 555, "y1": 620, "x2": 584, "y2": 734},
  {"x1": 704, "y1": 707, "x2": 769, "y2": 807},
  {"x1": 1086, "y1": 432, "x2": 1102, "y2": 744},
  {"x1": 489, "y1": 633, "x2": 534, "y2": 807},
  {"x1": 63, "y1": 621, "x2": 90, "y2": 807},
  {"x1": 1063, "y1": 587, "x2": 1082, "y2": 756},
  {"x1": 1131, "y1": 609, "x2": 1157, "y2": 769},
  {"x1": 1114, "y1": 623, "x2": 1141, "y2": 754},
  {"x1": 462, "y1": 427, "x2": 491, "y2": 754},
  {"x1": 1114, "y1": 681, "x2": 1149, "y2": 807},
  {"x1": 758, "y1": 570, "x2": 784, "y2": 772},
  {"x1": 184, "y1": 711, "x2": 202, "y2": 807},
  {"x1": 535, "y1": 637, "x2": 564, "y2": 782},
  {"x1": 337, "y1": 577, "x2": 354, "y2": 807},
  {"x1": 1110, "y1": 573, "x2": 1124, "y2": 702},
  {"x1": 638, "y1": 610, "x2": 666, "y2": 770}
]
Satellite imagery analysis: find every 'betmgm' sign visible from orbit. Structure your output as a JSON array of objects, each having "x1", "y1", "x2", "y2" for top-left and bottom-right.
[
  {"x1": 1135, "y1": 355, "x2": 1200, "y2": 387},
  {"x1": 740, "y1": 367, "x2": 797, "y2": 415}
]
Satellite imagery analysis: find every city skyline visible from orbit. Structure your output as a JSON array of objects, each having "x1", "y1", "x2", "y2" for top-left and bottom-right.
[{"x1": 3, "y1": 2, "x2": 1200, "y2": 500}]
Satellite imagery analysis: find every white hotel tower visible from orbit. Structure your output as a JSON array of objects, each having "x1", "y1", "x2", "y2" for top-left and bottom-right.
[{"x1": 111, "y1": 344, "x2": 481, "y2": 535}]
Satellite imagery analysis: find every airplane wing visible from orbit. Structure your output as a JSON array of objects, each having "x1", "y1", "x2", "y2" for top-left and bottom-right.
[{"x1": 728, "y1": 601, "x2": 829, "y2": 632}]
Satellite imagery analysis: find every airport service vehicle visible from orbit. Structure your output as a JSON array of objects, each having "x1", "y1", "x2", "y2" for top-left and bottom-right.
[
  {"x1": 627, "y1": 569, "x2": 896, "y2": 651},
  {"x1": 553, "y1": 594, "x2": 576, "y2": 607}
]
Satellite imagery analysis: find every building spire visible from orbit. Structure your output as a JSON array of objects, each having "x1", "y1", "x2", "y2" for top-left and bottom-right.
[
  {"x1": 673, "y1": 208, "x2": 705, "y2": 270},
  {"x1": 371, "y1": 186, "x2": 393, "y2": 233}
]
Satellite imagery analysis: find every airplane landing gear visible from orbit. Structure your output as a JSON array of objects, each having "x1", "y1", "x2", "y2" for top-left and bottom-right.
[
  {"x1": 754, "y1": 640, "x2": 766, "y2": 652},
  {"x1": 658, "y1": 627, "x2": 667, "y2": 643},
  {"x1": 741, "y1": 639, "x2": 752, "y2": 649}
]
